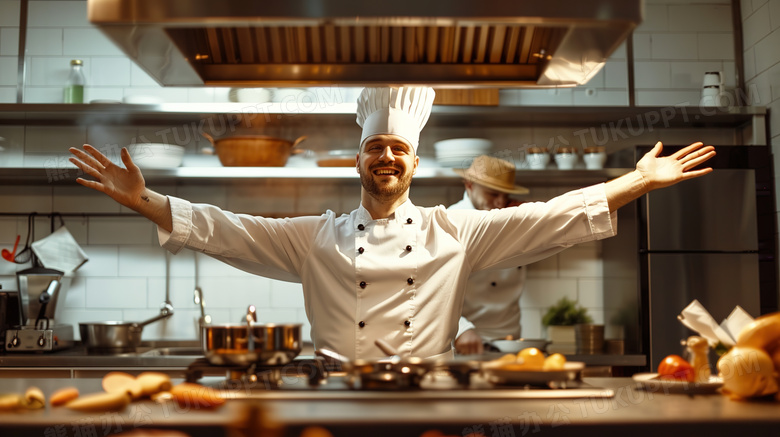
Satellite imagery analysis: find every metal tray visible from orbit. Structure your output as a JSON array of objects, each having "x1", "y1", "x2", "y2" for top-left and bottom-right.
[
  {"x1": 482, "y1": 361, "x2": 585, "y2": 386},
  {"x1": 632, "y1": 373, "x2": 723, "y2": 395}
]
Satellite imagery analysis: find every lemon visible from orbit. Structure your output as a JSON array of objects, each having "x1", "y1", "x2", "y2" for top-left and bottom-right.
[
  {"x1": 543, "y1": 353, "x2": 567, "y2": 370},
  {"x1": 516, "y1": 347, "x2": 545, "y2": 370}
]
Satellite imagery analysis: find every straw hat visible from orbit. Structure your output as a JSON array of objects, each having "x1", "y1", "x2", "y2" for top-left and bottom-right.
[{"x1": 453, "y1": 155, "x2": 529, "y2": 195}]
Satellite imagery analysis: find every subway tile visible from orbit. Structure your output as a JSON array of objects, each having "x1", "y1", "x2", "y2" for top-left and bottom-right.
[
  {"x1": 0, "y1": 28, "x2": 19, "y2": 56},
  {"x1": 168, "y1": 249, "x2": 195, "y2": 277},
  {"x1": 297, "y1": 309, "x2": 312, "y2": 342},
  {"x1": 270, "y1": 280, "x2": 304, "y2": 308},
  {"x1": 61, "y1": 275, "x2": 85, "y2": 309},
  {"x1": 632, "y1": 34, "x2": 652, "y2": 60},
  {"x1": 743, "y1": 3, "x2": 772, "y2": 49},
  {"x1": 58, "y1": 309, "x2": 124, "y2": 340},
  {"x1": 78, "y1": 245, "x2": 118, "y2": 277},
  {"x1": 520, "y1": 278, "x2": 577, "y2": 308},
  {"x1": 771, "y1": 1, "x2": 780, "y2": 30},
  {"x1": 668, "y1": 5, "x2": 732, "y2": 32},
  {"x1": 126, "y1": 87, "x2": 189, "y2": 104},
  {"x1": 0, "y1": 185, "x2": 51, "y2": 212},
  {"x1": 135, "y1": 308, "x2": 199, "y2": 340},
  {"x1": 174, "y1": 185, "x2": 228, "y2": 208},
  {"x1": 697, "y1": 33, "x2": 735, "y2": 61},
  {"x1": 22, "y1": 86, "x2": 63, "y2": 103},
  {"x1": 559, "y1": 246, "x2": 602, "y2": 278},
  {"x1": 118, "y1": 246, "x2": 167, "y2": 277},
  {"x1": 634, "y1": 61, "x2": 671, "y2": 89},
  {"x1": 0, "y1": 87, "x2": 15, "y2": 103},
  {"x1": 0, "y1": 1, "x2": 20, "y2": 27},
  {"x1": 186, "y1": 252, "x2": 255, "y2": 277},
  {"x1": 650, "y1": 34, "x2": 698, "y2": 60},
  {"x1": 129, "y1": 64, "x2": 161, "y2": 87},
  {"x1": 721, "y1": 61, "x2": 737, "y2": 88},
  {"x1": 743, "y1": 47, "x2": 756, "y2": 81},
  {"x1": 635, "y1": 90, "x2": 702, "y2": 106},
  {"x1": 514, "y1": 88, "x2": 574, "y2": 106},
  {"x1": 227, "y1": 183, "x2": 296, "y2": 214},
  {"x1": 89, "y1": 57, "x2": 131, "y2": 86},
  {"x1": 609, "y1": 40, "x2": 627, "y2": 60},
  {"x1": 769, "y1": 63, "x2": 780, "y2": 102},
  {"x1": 200, "y1": 309, "x2": 231, "y2": 325},
  {"x1": 146, "y1": 276, "x2": 194, "y2": 312},
  {"x1": 25, "y1": 125, "x2": 86, "y2": 153},
  {"x1": 63, "y1": 28, "x2": 124, "y2": 56},
  {"x1": 28, "y1": 56, "x2": 77, "y2": 86},
  {"x1": 197, "y1": 276, "x2": 272, "y2": 309},
  {"x1": 88, "y1": 217, "x2": 156, "y2": 245},
  {"x1": 670, "y1": 61, "x2": 723, "y2": 89},
  {"x1": 28, "y1": 1, "x2": 88, "y2": 27},
  {"x1": 0, "y1": 56, "x2": 15, "y2": 85},
  {"x1": 52, "y1": 185, "x2": 122, "y2": 213},
  {"x1": 255, "y1": 307, "x2": 298, "y2": 324},
  {"x1": 603, "y1": 60, "x2": 628, "y2": 89},
  {"x1": 25, "y1": 28, "x2": 63, "y2": 55},
  {"x1": 573, "y1": 89, "x2": 628, "y2": 106},
  {"x1": 519, "y1": 309, "x2": 542, "y2": 339},
  {"x1": 136, "y1": 124, "x2": 198, "y2": 148},
  {"x1": 85, "y1": 277, "x2": 148, "y2": 308},
  {"x1": 636, "y1": 4, "x2": 668, "y2": 32},
  {"x1": 753, "y1": 27, "x2": 780, "y2": 73},
  {"x1": 577, "y1": 278, "x2": 604, "y2": 308}
]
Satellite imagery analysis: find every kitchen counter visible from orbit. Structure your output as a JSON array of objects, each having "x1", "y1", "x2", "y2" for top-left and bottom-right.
[{"x1": 0, "y1": 376, "x2": 777, "y2": 437}]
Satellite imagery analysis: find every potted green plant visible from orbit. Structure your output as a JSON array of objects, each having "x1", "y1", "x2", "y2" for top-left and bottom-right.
[{"x1": 542, "y1": 297, "x2": 593, "y2": 347}]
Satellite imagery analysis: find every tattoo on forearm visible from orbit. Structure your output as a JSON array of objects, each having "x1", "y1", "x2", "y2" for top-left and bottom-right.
[{"x1": 141, "y1": 195, "x2": 150, "y2": 202}]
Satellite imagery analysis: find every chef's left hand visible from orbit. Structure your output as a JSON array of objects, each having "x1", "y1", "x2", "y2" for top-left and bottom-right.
[
  {"x1": 454, "y1": 329, "x2": 484, "y2": 355},
  {"x1": 636, "y1": 141, "x2": 715, "y2": 191}
]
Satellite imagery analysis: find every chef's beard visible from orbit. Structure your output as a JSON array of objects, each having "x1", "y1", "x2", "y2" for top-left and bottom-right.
[{"x1": 360, "y1": 166, "x2": 413, "y2": 201}]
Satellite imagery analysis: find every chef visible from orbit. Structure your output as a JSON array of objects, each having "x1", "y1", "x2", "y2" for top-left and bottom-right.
[
  {"x1": 68, "y1": 86, "x2": 715, "y2": 361},
  {"x1": 448, "y1": 155, "x2": 530, "y2": 355}
]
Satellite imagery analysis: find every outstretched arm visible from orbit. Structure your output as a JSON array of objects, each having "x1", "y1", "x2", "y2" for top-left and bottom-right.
[
  {"x1": 69, "y1": 145, "x2": 173, "y2": 232},
  {"x1": 605, "y1": 141, "x2": 715, "y2": 212}
]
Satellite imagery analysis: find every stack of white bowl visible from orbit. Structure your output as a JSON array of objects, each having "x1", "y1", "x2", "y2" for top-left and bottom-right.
[
  {"x1": 433, "y1": 138, "x2": 493, "y2": 168},
  {"x1": 127, "y1": 143, "x2": 184, "y2": 169}
]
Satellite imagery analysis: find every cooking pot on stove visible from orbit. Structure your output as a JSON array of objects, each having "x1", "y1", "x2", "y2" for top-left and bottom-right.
[{"x1": 201, "y1": 305, "x2": 302, "y2": 366}]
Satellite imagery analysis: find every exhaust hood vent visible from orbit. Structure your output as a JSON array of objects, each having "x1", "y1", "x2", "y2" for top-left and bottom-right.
[{"x1": 88, "y1": 0, "x2": 642, "y2": 87}]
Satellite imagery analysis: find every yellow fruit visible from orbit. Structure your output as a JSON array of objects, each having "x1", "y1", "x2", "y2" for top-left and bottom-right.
[
  {"x1": 516, "y1": 348, "x2": 545, "y2": 371},
  {"x1": 543, "y1": 353, "x2": 567, "y2": 371},
  {"x1": 717, "y1": 346, "x2": 778, "y2": 399},
  {"x1": 736, "y1": 312, "x2": 780, "y2": 368}
]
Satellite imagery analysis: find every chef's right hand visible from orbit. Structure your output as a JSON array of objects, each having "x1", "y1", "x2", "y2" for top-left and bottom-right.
[
  {"x1": 69, "y1": 145, "x2": 146, "y2": 210},
  {"x1": 454, "y1": 329, "x2": 484, "y2": 355}
]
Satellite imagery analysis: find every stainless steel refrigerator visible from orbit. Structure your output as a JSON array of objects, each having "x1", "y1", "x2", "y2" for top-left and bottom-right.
[
  {"x1": 603, "y1": 145, "x2": 776, "y2": 372},
  {"x1": 641, "y1": 169, "x2": 761, "y2": 369}
]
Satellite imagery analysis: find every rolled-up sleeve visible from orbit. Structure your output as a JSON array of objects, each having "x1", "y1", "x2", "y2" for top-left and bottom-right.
[{"x1": 157, "y1": 196, "x2": 194, "y2": 254}]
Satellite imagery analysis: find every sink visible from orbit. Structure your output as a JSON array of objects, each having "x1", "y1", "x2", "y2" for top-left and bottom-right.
[{"x1": 139, "y1": 346, "x2": 204, "y2": 357}]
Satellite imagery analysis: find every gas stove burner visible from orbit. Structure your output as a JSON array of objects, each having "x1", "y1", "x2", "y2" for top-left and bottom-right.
[{"x1": 184, "y1": 357, "x2": 330, "y2": 388}]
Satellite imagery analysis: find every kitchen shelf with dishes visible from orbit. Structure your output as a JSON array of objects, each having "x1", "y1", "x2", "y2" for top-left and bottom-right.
[
  {"x1": 0, "y1": 103, "x2": 766, "y2": 129},
  {"x1": 2, "y1": 165, "x2": 635, "y2": 187}
]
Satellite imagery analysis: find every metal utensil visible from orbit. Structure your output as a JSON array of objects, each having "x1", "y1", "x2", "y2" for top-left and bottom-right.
[{"x1": 79, "y1": 304, "x2": 174, "y2": 353}]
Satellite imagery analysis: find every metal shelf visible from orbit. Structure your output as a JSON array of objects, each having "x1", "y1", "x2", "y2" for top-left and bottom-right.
[
  {"x1": 1, "y1": 166, "x2": 632, "y2": 187},
  {"x1": 0, "y1": 103, "x2": 765, "y2": 129}
]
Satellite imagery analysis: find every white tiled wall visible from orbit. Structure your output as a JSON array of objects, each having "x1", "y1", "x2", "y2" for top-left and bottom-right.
[
  {"x1": 0, "y1": 0, "x2": 759, "y2": 346},
  {"x1": 741, "y1": 0, "x2": 780, "y2": 259}
]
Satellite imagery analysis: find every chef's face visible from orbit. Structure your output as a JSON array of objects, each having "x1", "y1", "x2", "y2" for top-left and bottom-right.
[
  {"x1": 466, "y1": 180, "x2": 511, "y2": 211},
  {"x1": 357, "y1": 135, "x2": 418, "y2": 200}
]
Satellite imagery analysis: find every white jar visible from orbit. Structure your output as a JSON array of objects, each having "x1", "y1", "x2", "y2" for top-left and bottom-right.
[
  {"x1": 525, "y1": 147, "x2": 549, "y2": 170},
  {"x1": 583, "y1": 147, "x2": 607, "y2": 170},
  {"x1": 554, "y1": 147, "x2": 578, "y2": 170}
]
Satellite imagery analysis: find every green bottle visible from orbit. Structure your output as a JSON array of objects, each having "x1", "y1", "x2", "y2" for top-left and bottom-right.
[{"x1": 64, "y1": 59, "x2": 85, "y2": 103}]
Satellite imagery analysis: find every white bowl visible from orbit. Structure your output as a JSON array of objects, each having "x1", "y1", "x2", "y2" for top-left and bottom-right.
[
  {"x1": 433, "y1": 138, "x2": 493, "y2": 156},
  {"x1": 127, "y1": 144, "x2": 184, "y2": 169}
]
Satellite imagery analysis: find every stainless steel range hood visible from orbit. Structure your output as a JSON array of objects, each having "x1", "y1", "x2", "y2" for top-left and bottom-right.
[{"x1": 88, "y1": 0, "x2": 642, "y2": 87}]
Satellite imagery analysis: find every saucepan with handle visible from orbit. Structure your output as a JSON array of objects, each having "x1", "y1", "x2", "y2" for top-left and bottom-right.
[
  {"x1": 201, "y1": 305, "x2": 302, "y2": 366},
  {"x1": 79, "y1": 304, "x2": 174, "y2": 354}
]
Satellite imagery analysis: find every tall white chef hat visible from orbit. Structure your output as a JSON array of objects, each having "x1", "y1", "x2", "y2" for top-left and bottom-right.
[{"x1": 356, "y1": 86, "x2": 436, "y2": 152}]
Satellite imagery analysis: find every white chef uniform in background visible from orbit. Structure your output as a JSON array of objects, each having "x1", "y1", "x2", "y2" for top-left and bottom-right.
[{"x1": 157, "y1": 87, "x2": 617, "y2": 360}]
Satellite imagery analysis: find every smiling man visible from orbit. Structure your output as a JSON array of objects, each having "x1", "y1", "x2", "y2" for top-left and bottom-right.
[{"x1": 68, "y1": 86, "x2": 716, "y2": 360}]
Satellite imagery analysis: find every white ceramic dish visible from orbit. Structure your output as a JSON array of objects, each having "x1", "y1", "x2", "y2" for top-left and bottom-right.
[
  {"x1": 632, "y1": 373, "x2": 723, "y2": 394},
  {"x1": 127, "y1": 143, "x2": 184, "y2": 169},
  {"x1": 434, "y1": 138, "x2": 493, "y2": 156}
]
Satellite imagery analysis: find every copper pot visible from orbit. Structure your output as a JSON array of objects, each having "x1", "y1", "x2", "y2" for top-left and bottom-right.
[{"x1": 202, "y1": 133, "x2": 307, "y2": 167}]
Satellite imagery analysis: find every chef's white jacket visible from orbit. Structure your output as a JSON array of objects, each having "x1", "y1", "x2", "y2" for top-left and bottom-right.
[
  {"x1": 449, "y1": 191, "x2": 527, "y2": 342},
  {"x1": 158, "y1": 183, "x2": 616, "y2": 360}
]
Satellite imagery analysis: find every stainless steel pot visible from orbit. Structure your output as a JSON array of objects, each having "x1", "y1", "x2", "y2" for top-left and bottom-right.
[
  {"x1": 79, "y1": 305, "x2": 173, "y2": 354},
  {"x1": 201, "y1": 305, "x2": 302, "y2": 366}
]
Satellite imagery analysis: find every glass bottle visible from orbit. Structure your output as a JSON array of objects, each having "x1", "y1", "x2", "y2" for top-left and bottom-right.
[{"x1": 63, "y1": 59, "x2": 85, "y2": 103}]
